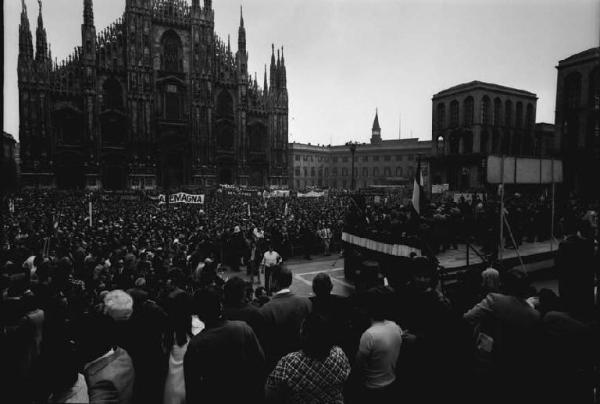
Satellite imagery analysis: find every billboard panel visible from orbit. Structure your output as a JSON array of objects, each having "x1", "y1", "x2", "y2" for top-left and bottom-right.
[
  {"x1": 486, "y1": 156, "x2": 563, "y2": 184},
  {"x1": 516, "y1": 158, "x2": 541, "y2": 183}
]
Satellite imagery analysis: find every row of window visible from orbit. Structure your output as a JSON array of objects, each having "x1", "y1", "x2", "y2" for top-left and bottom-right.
[
  {"x1": 295, "y1": 155, "x2": 330, "y2": 162},
  {"x1": 293, "y1": 154, "x2": 416, "y2": 163},
  {"x1": 437, "y1": 97, "x2": 535, "y2": 129},
  {"x1": 294, "y1": 166, "x2": 422, "y2": 178},
  {"x1": 295, "y1": 177, "x2": 425, "y2": 189},
  {"x1": 437, "y1": 130, "x2": 539, "y2": 156},
  {"x1": 563, "y1": 69, "x2": 600, "y2": 110}
]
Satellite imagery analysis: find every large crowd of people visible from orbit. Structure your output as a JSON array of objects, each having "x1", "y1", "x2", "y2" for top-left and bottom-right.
[{"x1": 1, "y1": 188, "x2": 598, "y2": 404}]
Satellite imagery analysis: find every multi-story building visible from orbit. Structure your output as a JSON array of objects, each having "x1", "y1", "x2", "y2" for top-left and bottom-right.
[
  {"x1": 289, "y1": 111, "x2": 431, "y2": 190},
  {"x1": 17, "y1": 0, "x2": 288, "y2": 190},
  {"x1": 554, "y1": 47, "x2": 600, "y2": 199},
  {"x1": 534, "y1": 123, "x2": 557, "y2": 157},
  {"x1": 429, "y1": 81, "x2": 541, "y2": 191},
  {"x1": 1, "y1": 132, "x2": 18, "y2": 193}
]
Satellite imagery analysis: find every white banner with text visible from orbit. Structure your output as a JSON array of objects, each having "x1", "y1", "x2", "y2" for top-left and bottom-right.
[{"x1": 158, "y1": 193, "x2": 205, "y2": 205}]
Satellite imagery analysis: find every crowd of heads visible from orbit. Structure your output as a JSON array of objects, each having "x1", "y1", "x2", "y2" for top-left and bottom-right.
[{"x1": 0, "y1": 189, "x2": 598, "y2": 403}]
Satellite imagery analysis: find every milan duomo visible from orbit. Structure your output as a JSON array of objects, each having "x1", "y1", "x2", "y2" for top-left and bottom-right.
[{"x1": 17, "y1": 0, "x2": 289, "y2": 190}]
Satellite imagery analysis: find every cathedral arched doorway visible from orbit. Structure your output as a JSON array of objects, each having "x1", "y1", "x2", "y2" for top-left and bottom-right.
[
  {"x1": 164, "y1": 152, "x2": 184, "y2": 190},
  {"x1": 103, "y1": 166, "x2": 127, "y2": 190},
  {"x1": 158, "y1": 129, "x2": 189, "y2": 190},
  {"x1": 102, "y1": 154, "x2": 127, "y2": 190},
  {"x1": 249, "y1": 169, "x2": 265, "y2": 186},
  {"x1": 218, "y1": 168, "x2": 233, "y2": 185},
  {"x1": 55, "y1": 152, "x2": 85, "y2": 189}
]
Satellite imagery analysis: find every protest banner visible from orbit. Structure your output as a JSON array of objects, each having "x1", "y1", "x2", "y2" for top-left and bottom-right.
[
  {"x1": 431, "y1": 184, "x2": 449, "y2": 194},
  {"x1": 158, "y1": 193, "x2": 205, "y2": 205},
  {"x1": 297, "y1": 191, "x2": 324, "y2": 198}
]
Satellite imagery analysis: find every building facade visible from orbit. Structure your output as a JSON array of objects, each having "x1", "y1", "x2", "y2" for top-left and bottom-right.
[
  {"x1": 554, "y1": 47, "x2": 600, "y2": 199},
  {"x1": 534, "y1": 123, "x2": 556, "y2": 157},
  {"x1": 18, "y1": 0, "x2": 288, "y2": 190},
  {"x1": 1, "y1": 132, "x2": 18, "y2": 193},
  {"x1": 289, "y1": 112, "x2": 431, "y2": 190},
  {"x1": 429, "y1": 81, "x2": 540, "y2": 191}
]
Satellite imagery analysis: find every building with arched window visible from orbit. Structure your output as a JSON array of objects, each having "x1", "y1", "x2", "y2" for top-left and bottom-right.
[
  {"x1": 555, "y1": 47, "x2": 600, "y2": 199},
  {"x1": 18, "y1": 0, "x2": 288, "y2": 189},
  {"x1": 429, "y1": 81, "x2": 540, "y2": 191}
]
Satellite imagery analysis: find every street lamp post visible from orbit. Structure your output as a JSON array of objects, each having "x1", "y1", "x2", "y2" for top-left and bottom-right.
[{"x1": 346, "y1": 142, "x2": 357, "y2": 191}]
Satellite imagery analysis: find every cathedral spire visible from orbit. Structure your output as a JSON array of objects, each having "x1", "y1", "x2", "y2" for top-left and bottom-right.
[
  {"x1": 280, "y1": 46, "x2": 287, "y2": 88},
  {"x1": 36, "y1": 0, "x2": 48, "y2": 64},
  {"x1": 81, "y1": 0, "x2": 96, "y2": 65},
  {"x1": 271, "y1": 44, "x2": 275, "y2": 66},
  {"x1": 276, "y1": 49, "x2": 281, "y2": 89},
  {"x1": 83, "y1": 0, "x2": 94, "y2": 26},
  {"x1": 264, "y1": 64, "x2": 269, "y2": 95},
  {"x1": 238, "y1": 5, "x2": 246, "y2": 53},
  {"x1": 270, "y1": 44, "x2": 276, "y2": 90},
  {"x1": 19, "y1": 0, "x2": 34, "y2": 62}
]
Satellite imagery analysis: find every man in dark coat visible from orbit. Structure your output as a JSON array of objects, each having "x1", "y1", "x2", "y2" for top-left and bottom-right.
[
  {"x1": 556, "y1": 219, "x2": 596, "y2": 320},
  {"x1": 260, "y1": 265, "x2": 312, "y2": 370},
  {"x1": 184, "y1": 287, "x2": 266, "y2": 404},
  {"x1": 309, "y1": 273, "x2": 351, "y2": 356},
  {"x1": 222, "y1": 276, "x2": 265, "y2": 341}
]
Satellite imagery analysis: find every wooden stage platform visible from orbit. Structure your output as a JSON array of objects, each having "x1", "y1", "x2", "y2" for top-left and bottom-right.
[{"x1": 437, "y1": 239, "x2": 558, "y2": 273}]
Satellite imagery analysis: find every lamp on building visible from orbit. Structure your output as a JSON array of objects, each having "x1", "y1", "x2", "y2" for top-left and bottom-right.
[
  {"x1": 437, "y1": 135, "x2": 444, "y2": 155},
  {"x1": 346, "y1": 141, "x2": 358, "y2": 191}
]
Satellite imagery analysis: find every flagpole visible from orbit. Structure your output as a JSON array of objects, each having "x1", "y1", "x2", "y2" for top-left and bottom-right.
[
  {"x1": 550, "y1": 159, "x2": 555, "y2": 252},
  {"x1": 499, "y1": 156, "x2": 505, "y2": 260}
]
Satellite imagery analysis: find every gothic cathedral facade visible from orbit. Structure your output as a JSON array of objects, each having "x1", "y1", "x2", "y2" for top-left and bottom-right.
[{"x1": 18, "y1": 0, "x2": 289, "y2": 190}]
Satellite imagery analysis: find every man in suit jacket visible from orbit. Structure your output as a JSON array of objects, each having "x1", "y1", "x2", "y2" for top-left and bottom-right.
[
  {"x1": 464, "y1": 269, "x2": 541, "y2": 404},
  {"x1": 184, "y1": 287, "x2": 266, "y2": 404},
  {"x1": 556, "y1": 219, "x2": 596, "y2": 320},
  {"x1": 79, "y1": 310, "x2": 135, "y2": 404},
  {"x1": 260, "y1": 265, "x2": 312, "y2": 370},
  {"x1": 309, "y1": 273, "x2": 351, "y2": 355}
]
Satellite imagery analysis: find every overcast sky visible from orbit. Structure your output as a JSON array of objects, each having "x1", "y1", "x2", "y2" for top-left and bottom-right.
[{"x1": 4, "y1": 0, "x2": 599, "y2": 144}]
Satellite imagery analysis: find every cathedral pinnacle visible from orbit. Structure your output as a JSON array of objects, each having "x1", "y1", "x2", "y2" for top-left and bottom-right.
[
  {"x1": 280, "y1": 46, "x2": 286, "y2": 88},
  {"x1": 84, "y1": 0, "x2": 94, "y2": 26},
  {"x1": 271, "y1": 44, "x2": 275, "y2": 65},
  {"x1": 270, "y1": 45, "x2": 277, "y2": 90},
  {"x1": 37, "y1": 0, "x2": 43, "y2": 27},
  {"x1": 36, "y1": 0, "x2": 48, "y2": 63},
  {"x1": 264, "y1": 64, "x2": 269, "y2": 95},
  {"x1": 238, "y1": 5, "x2": 246, "y2": 53},
  {"x1": 21, "y1": 0, "x2": 30, "y2": 29},
  {"x1": 19, "y1": 0, "x2": 34, "y2": 61}
]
